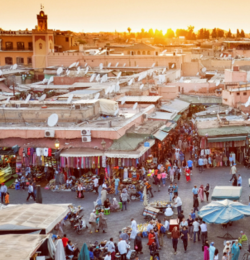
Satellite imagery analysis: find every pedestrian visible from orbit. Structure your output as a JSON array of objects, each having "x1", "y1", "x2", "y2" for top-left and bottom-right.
[
  {"x1": 145, "y1": 180, "x2": 154, "y2": 198},
  {"x1": 169, "y1": 166, "x2": 175, "y2": 183},
  {"x1": 171, "y1": 226, "x2": 180, "y2": 255},
  {"x1": 120, "y1": 189, "x2": 128, "y2": 211},
  {"x1": 231, "y1": 240, "x2": 241, "y2": 260},
  {"x1": 173, "y1": 193, "x2": 182, "y2": 215},
  {"x1": 187, "y1": 215, "x2": 194, "y2": 239},
  {"x1": 136, "y1": 183, "x2": 143, "y2": 202},
  {"x1": 187, "y1": 158, "x2": 193, "y2": 175},
  {"x1": 209, "y1": 242, "x2": 215, "y2": 260},
  {"x1": 181, "y1": 226, "x2": 189, "y2": 252},
  {"x1": 5, "y1": 192, "x2": 9, "y2": 204},
  {"x1": 101, "y1": 187, "x2": 107, "y2": 205},
  {"x1": 168, "y1": 183, "x2": 174, "y2": 202},
  {"x1": 98, "y1": 209, "x2": 107, "y2": 233},
  {"x1": 232, "y1": 175, "x2": 237, "y2": 186},
  {"x1": 118, "y1": 239, "x2": 130, "y2": 260},
  {"x1": 130, "y1": 218, "x2": 138, "y2": 240},
  {"x1": 198, "y1": 157, "x2": 204, "y2": 173},
  {"x1": 229, "y1": 163, "x2": 237, "y2": 182},
  {"x1": 173, "y1": 183, "x2": 178, "y2": 194},
  {"x1": 214, "y1": 249, "x2": 219, "y2": 260},
  {"x1": 204, "y1": 184, "x2": 210, "y2": 202},
  {"x1": 149, "y1": 242, "x2": 160, "y2": 260},
  {"x1": 193, "y1": 194, "x2": 199, "y2": 213},
  {"x1": 161, "y1": 171, "x2": 167, "y2": 186},
  {"x1": 192, "y1": 185, "x2": 198, "y2": 197},
  {"x1": 200, "y1": 221, "x2": 208, "y2": 245},
  {"x1": 190, "y1": 209, "x2": 196, "y2": 220},
  {"x1": 237, "y1": 174, "x2": 242, "y2": 187},
  {"x1": 147, "y1": 229, "x2": 156, "y2": 247},
  {"x1": 180, "y1": 218, "x2": 188, "y2": 230},
  {"x1": 93, "y1": 176, "x2": 99, "y2": 194},
  {"x1": 154, "y1": 227, "x2": 161, "y2": 250},
  {"x1": 198, "y1": 185, "x2": 204, "y2": 202},
  {"x1": 89, "y1": 210, "x2": 97, "y2": 234},
  {"x1": 134, "y1": 232, "x2": 143, "y2": 255},
  {"x1": 193, "y1": 218, "x2": 200, "y2": 243},
  {"x1": 204, "y1": 240, "x2": 210, "y2": 260},
  {"x1": 26, "y1": 183, "x2": 35, "y2": 201},
  {"x1": 0, "y1": 183, "x2": 7, "y2": 204},
  {"x1": 185, "y1": 167, "x2": 191, "y2": 182},
  {"x1": 157, "y1": 220, "x2": 164, "y2": 248},
  {"x1": 178, "y1": 210, "x2": 185, "y2": 224},
  {"x1": 32, "y1": 180, "x2": 37, "y2": 197}
]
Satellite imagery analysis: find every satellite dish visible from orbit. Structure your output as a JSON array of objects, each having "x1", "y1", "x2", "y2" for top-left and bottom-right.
[
  {"x1": 232, "y1": 60, "x2": 235, "y2": 64},
  {"x1": 76, "y1": 62, "x2": 79, "y2": 67},
  {"x1": 66, "y1": 70, "x2": 70, "y2": 76},
  {"x1": 220, "y1": 53, "x2": 223, "y2": 58},
  {"x1": 99, "y1": 63, "x2": 103, "y2": 70},
  {"x1": 128, "y1": 78, "x2": 134, "y2": 86},
  {"x1": 123, "y1": 63, "x2": 126, "y2": 67},
  {"x1": 114, "y1": 108, "x2": 119, "y2": 116},
  {"x1": 57, "y1": 67, "x2": 63, "y2": 76},
  {"x1": 200, "y1": 55, "x2": 203, "y2": 59},
  {"x1": 152, "y1": 63, "x2": 155, "y2": 68},
  {"x1": 121, "y1": 96, "x2": 126, "y2": 105},
  {"x1": 25, "y1": 94, "x2": 31, "y2": 104},
  {"x1": 245, "y1": 97, "x2": 250, "y2": 107},
  {"x1": 197, "y1": 72, "x2": 199, "y2": 76},
  {"x1": 6, "y1": 97, "x2": 11, "y2": 103},
  {"x1": 94, "y1": 93, "x2": 100, "y2": 100},
  {"x1": 202, "y1": 67, "x2": 207, "y2": 73},
  {"x1": 133, "y1": 102, "x2": 138, "y2": 110},
  {"x1": 229, "y1": 54, "x2": 232, "y2": 58},
  {"x1": 105, "y1": 88, "x2": 109, "y2": 95},
  {"x1": 67, "y1": 94, "x2": 74, "y2": 104},
  {"x1": 85, "y1": 67, "x2": 89, "y2": 74},
  {"x1": 38, "y1": 94, "x2": 46, "y2": 102},
  {"x1": 90, "y1": 74, "x2": 96, "y2": 82},
  {"x1": 85, "y1": 63, "x2": 88, "y2": 67},
  {"x1": 48, "y1": 113, "x2": 59, "y2": 127},
  {"x1": 115, "y1": 83, "x2": 120, "y2": 92},
  {"x1": 108, "y1": 62, "x2": 111, "y2": 68},
  {"x1": 77, "y1": 70, "x2": 80, "y2": 75},
  {"x1": 0, "y1": 70, "x2": 2, "y2": 76},
  {"x1": 162, "y1": 68, "x2": 166, "y2": 74},
  {"x1": 107, "y1": 86, "x2": 111, "y2": 94},
  {"x1": 171, "y1": 64, "x2": 175, "y2": 69},
  {"x1": 117, "y1": 72, "x2": 122, "y2": 79},
  {"x1": 42, "y1": 78, "x2": 48, "y2": 84},
  {"x1": 13, "y1": 64, "x2": 18, "y2": 70},
  {"x1": 69, "y1": 62, "x2": 76, "y2": 68},
  {"x1": 77, "y1": 66, "x2": 81, "y2": 72},
  {"x1": 140, "y1": 84, "x2": 144, "y2": 89},
  {"x1": 180, "y1": 77, "x2": 184, "y2": 82},
  {"x1": 215, "y1": 80, "x2": 220, "y2": 87},
  {"x1": 96, "y1": 74, "x2": 100, "y2": 81},
  {"x1": 47, "y1": 76, "x2": 54, "y2": 85},
  {"x1": 115, "y1": 62, "x2": 119, "y2": 67}
]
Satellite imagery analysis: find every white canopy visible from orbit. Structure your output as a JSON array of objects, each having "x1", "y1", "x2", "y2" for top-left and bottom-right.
[
  {"x1": 0, "y1": 204, "x2": 69, "y2": 234},
  {"x1": 0, "y1": 234, "x2": 48, "y2": 260}
]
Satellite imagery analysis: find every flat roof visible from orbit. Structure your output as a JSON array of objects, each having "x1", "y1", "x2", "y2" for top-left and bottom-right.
[{"x1": 117, "y1": 96, "x2": 162, "y2": 103}]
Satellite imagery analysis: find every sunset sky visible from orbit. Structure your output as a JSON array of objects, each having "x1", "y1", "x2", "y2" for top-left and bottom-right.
[{"x1": 1, "y1": 0, "x2": 249, "y2": 33}]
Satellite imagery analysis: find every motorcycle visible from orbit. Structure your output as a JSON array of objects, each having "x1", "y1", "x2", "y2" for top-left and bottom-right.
[{"x1": 74, "y1": 217, "x2": 87, "y2": 234}]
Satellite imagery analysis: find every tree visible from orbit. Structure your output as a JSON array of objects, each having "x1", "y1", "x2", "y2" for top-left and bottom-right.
[
  {"x1": 217, "y1": 28, "x2": 224, "y2": 38},
  {"x1": 186, "y1": 26, "x2": 196, "y2": 40},
  {"x1": 226, "y1": 29, "x2": 232, "y2": 38},
  {"x1": 176, "y1": 29, "x2": 187, "y2": 37},
  {"x1": 211, "y1": 28, "x2": 217, "y2": 38},
  {"x1": 204, "y1": 29, "x2": 210, "y2": 39},
  {"x1": 127, "y1": 27, "x2": 131, "y2": 34},
  {"x1": 148, "y1": 28, "x2": 154, "y2": 37},
  {"x1": 198, "y1": 28, "x2": 204, "y2": 39},
  {"x1": 166, "y1": 28, "x2": 175, "y2": 38},
  {"x1": 236, "y1": 29, "x2": 240, "y2": 38},
  {"x1": 240, "y1": 29, "x2": 245, "y2": 37}
]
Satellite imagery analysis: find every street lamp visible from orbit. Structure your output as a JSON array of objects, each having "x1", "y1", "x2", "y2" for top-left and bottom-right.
[
  {"x1": 55, "y1": 139, "x2": 60, "y2": 149},
  {"x1": 101, "y1": 139, "x2": 106, "y2": 150}
]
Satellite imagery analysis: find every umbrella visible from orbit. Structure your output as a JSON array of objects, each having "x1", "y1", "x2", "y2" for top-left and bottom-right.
[
  {"x1": 78, "y1": 243, "x2": 90, "y2": 260},
  {"x1": 198, "y1": 199, "x2": 250, "y2": 224}
]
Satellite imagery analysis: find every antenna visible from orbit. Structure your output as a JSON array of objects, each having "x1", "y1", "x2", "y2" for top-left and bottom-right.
[
  {"x1": 47, "y1": 113, "x2": 59, "y2": 127},
  {"x1": 115, "y1": 62, "x2": 119, "y2": 67},
  {"x1": 38, "y1": 94, "x2": 46, "y2": 102},
  {"x1": 67, "y1": 94, "x2": 74, "y2": 104},
  {"x1": 99, "y1": 63, "x2": 103, "y2": 70},
  {"x1": 25, "y1": 94, "x2": 31, "y2": 104},
  {"x1": 140, "y1": 84, "x2": 144, "y2": 89},
  {"x1": 94, "y1": 93, "x2": 100, "y2": 100},
  {"x1": 133, "y1": 102, "x2": 138, "y2": 110},
  {"x1": 121, "y1": 96, "x2": 126, "y2": 105}
]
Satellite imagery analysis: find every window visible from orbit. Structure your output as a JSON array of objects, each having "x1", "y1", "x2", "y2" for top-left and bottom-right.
[
  {"x1": 39, "y1": 43, "x2": 42, "y2": 49},
  {"x1": 5, "y1": 42, "x2": 13, "y2": 50},
  {"x1": 17, "y1": 42, "x2": 24, "y2": 50},
  {"x1": 142, "y1": 51, "x2": 145, "y2": 55},
  {"x1": 5, "y1": 57, "x2": 13, "y2": 65},
  {"x1": 155, "y1": 51, "x2": 158, "y2": 56},
  {"x1": 147, "y1": 51, "x2": 150, "y2": 55},
  {"x1": 16, "y1": 57, "x2": 24, "y2": 64},
  {"x1": 28, "y1": 42, "x2": 33, "y2": 50},
  {"x1": 65, "y1": 37, "x2": 69, "y2": 42},
  {"x1": 137, "y1": 51, "x2": 141, "y2": 55},
  {"x1": 27, "y1": 57, "x2": 32, "y2": 64},
  {"x1": 237, "y1": 92, "x2": 240, "y2": 96},
  {"x1": 243, "y1": 92, "x2": 247, "y2": 96},
  {"x1": 127, "y1": 51, "x2": 130, "y2": 55}
]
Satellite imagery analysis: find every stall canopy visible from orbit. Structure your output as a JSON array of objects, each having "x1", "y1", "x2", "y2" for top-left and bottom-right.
[
  {"x1": 0, "y1": 204, "x2": 69, "y2": 234},
  {"x1": 60, "y1": 148, "x2": 104, "y2": 158},
  {"x1": 211, "y1": 186, "x2": 242, "y2": 201},
  {"x1": 0, "y1": 234, "x2": 48, "y2": 260},
  {"x1": 207, "y1": 136, "x2": 246, "y2": 143},
  {"x1": 198, "y1": 199, "x2": 250, "y2": 224},
  {"x1": 153, "y1": 130, "x2": 168, "y2": 141}
]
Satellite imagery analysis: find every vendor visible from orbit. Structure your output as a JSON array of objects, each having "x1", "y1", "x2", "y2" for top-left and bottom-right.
[
  {"x1": 104, "y1": 198, "x2": 111, "y2": 209},
  {"x1": 164, "y1": 205, "x2": 173, "y2": 219}
]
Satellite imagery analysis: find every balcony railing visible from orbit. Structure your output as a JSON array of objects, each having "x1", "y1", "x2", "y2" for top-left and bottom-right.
[{"x1": 0, "y1": 47, "x2": 33, "y2": 51}]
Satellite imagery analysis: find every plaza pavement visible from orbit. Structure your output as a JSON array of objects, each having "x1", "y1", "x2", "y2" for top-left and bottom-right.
[{"x1": 8, "y1": 163, "x2": 250, "y2": 260}]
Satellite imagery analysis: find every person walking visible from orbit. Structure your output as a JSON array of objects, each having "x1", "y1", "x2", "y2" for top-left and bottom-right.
[
  {"x1": 98, "y1": 210, "x2": 107, "y2": 233},
  {"x1": 26, "y1": 183, "x2": 35, "y2": 201},
  {"x1": 181, "y1": 226, "x2": 189, "y2": 253},
  {"x1": 169, "y1": 166, "x2": 175, "y2": 183},
  {"x1": 89, "y1": 210, "x2": 97, "y2": 234},
  {"x1": 187, "y1": 158, "x2": 193, "y2": 175},
  {"x1": 130, "y1": 218, "x2": 138, "y2": 240},
  {"x1": 118, "y1": 239, "x2": 130, "y2": 260},
  {"x1": 134, "y1": 232, "x2": 143, "y2": 255},
  {"x1": 171, "y1": 226, "x2": 180, "y2": 255},
  {"x1": 192, "y1": 185, "x2": 198, "y2": 197},
  {"x1": 173, "y1": 193, "x2": 182, "y2": 215},
  {"x1": 204, "y1": 184, "x2": 210, "y2": 202},
  {"x1": 93, "y1": 176, "x2": 99, "y2": 194},
  {"x1": 121, "y1": 189, "x2": 128, "y2": 211},
  {"x1": 193, "y1": 218, "x2": 200, "y2": 242},
  {"x1": 173, "y1": 183, "x2": 178, "y2": 194},
  {"x1": 145, "y1": 180, "x2": 154, "y2": 198},
  {"x1": 209, "y1": 242, "x2": 215, "y2": 260},
  {"x1": 237, "y1": 174, "x2": 242, "y2": 187},
  {"x1": 198, "y1": 185, "x2": 204, "y2": 202},
  {"x1": 200, "y1": 221, "x2": 208, "y2": 245},
  {"x1": 193, "y1": 195, "x2": 199, "y2": 213},
  {"x1": 161, "y1": 171, "x2": 167, "y2": 186},
  {"x1": 198, "y1": 156, "x2": 204, "y2": 173},
  {"x1": 168, "y1": 183, "x2": 174, "y2": 202},
  {"x1": 187, "y1": 215, "x2": 194, "y2": 240},
  {"x1": 0, "y1": 183, "x2": 7, "y2": 204},
  {"x1": 105, "y1": 238, "x2": 116, "y2": 260},
  {"x1": 185, "y1": 167, "x2": 191, "y2": 182},
  {"x1": 229, "y1": 163, "x2": 237, "y2": 182},
  {"x1": 204, "y1": 241, "x2": 210, "y2": 260}
]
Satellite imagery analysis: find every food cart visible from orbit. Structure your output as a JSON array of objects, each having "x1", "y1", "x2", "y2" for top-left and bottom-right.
[
  {"x1": 142, "y1": 206, "x2": 160, "y2": 220},
  {"x1": 148, "y1": 201, "x2": 171, "y2": 214},
  {"x1": 211, "y1": 186, "x2": 242, "y2": 201}
]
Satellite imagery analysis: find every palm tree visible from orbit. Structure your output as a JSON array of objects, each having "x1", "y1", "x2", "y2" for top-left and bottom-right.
[{"x1": 127, "y1": 27, "x2": 131, "y2": 34}]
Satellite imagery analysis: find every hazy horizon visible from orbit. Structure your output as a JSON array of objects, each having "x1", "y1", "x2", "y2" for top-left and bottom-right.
[{"x1": 1, "y1": 0, "x2": 249, "y2": 34}]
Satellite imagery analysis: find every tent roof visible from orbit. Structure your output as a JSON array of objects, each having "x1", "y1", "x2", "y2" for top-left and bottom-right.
[
  {"x1": 0, "y1": 234, "x2": 47, "y2": 260},
  {"x1": 0, "y1": 204, "x2": 69, "y2": 233},
  {"x1": 211, "y1": 186, "x2": 242, "y2": 200}
]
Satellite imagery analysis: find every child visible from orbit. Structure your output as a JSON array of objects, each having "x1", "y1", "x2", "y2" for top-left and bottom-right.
[{"x1": 5, "y1": 192, "x2": 9, "y2": 204}]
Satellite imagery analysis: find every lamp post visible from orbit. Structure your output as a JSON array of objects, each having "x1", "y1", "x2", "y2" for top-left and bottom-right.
[{"x1": 55, "y1": 139, "x2": 60, "y2": 149}]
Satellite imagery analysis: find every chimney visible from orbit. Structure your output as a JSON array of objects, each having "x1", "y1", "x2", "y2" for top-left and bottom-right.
[{"x1": 233, "y1": 66, "x2": 239, "y2": 71}]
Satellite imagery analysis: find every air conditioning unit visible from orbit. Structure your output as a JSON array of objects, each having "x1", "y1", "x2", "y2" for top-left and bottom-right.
[
  {"x1": 45, "y1": 130, "x2": 55, "y2": 138},
  {"x1": 82, "y1": 136, "x2": 91, "y2": 142},
  {"x1": 81, "y1": 129, "x2": 91, "y2": 136}
]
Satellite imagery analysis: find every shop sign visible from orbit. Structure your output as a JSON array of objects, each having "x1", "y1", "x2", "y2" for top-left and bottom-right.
[{"x1": 144, "y1": 142, "x2": 150, "y2": 147}]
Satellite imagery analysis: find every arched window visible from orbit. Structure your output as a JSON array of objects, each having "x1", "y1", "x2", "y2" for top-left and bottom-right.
[
  {"x1": 5, "y1": 57, "x2": 13, "y2": 65},
  {"x1": 147, "y1": 51, "x2": 150, "y2": 55},
  {"x1": 137, "y1": 51, "x2": 141, "y2": 55},
  {"x1": 142, "y1": 51, "x2": 145, "y2": 55}
]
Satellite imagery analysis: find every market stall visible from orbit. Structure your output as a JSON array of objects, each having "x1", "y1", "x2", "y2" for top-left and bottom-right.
[{"x1": 211, "y1": 186, "x2": 242, "y2": 201}]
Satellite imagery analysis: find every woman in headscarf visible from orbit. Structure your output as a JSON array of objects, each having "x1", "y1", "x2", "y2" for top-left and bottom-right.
[
  {"x1": 89, "y1": 210, "x2": 97, "y2": 234},
  {"x1": 185, "y1": 166, "x2": 191, "y2": 182},
  {"x1": 134, "y1": 232, "x2": 143, "y2": 254},
  {"x1": 130, "y1": 218, "x2": 138, "y2": 240},
  {"x1": 209, "y1": 242, "x2": 215, "y2": 260},
  {"x1": 203, "y1": 240, "x2": 209, "y2": 260},
  {"x1": 198, "y1": 185, "x2": 204, "y2": 202},
  {"x1": 110, "y1": 198, "x2": 120, "y2": 212},
  {"x1": 76, "y1": 182, "x2": 84, "y2": 199},
  {"x1": 98, "y1": 209, "x2": 107, "y2": 233},
  {"x1": 231, "y1": 240, "x2": 241, "y2": 260}
]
